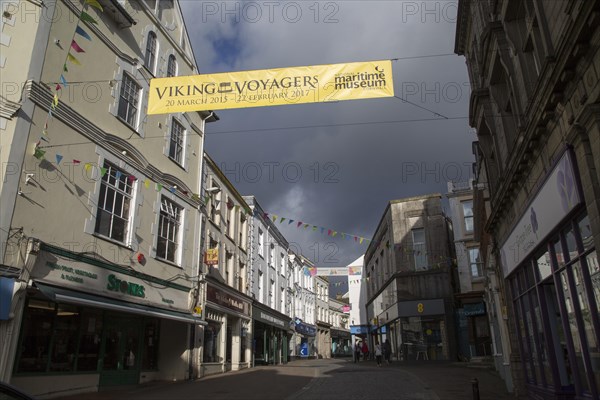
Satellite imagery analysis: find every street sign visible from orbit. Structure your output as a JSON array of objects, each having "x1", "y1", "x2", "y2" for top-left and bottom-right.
[{"x1": 300, "y1": 342, "x2": 309, "y2": 357}]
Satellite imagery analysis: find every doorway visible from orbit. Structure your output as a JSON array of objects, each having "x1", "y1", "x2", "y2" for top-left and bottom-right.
[{"x1": 99, "y1": 316, "x2": 142, "y2": 387}]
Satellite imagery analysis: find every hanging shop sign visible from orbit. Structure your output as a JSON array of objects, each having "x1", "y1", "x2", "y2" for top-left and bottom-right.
[
  {"x1": 148, "y1": 60, "x2": 394, "y2": 114},
  {"x1": 204, "y1": 248, "x2": 219, "y2": 266},
  {"x1": 293, "y1": 318, "x2": 317, "y2": 336},
  {"x1": 500, "y1": 151, "x2": 581, "y2": 277}
]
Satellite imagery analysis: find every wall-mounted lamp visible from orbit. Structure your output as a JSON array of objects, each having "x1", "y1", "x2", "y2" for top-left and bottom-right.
[{"x1": 205, "y1": 187, "x2": 221, "y2": 194}]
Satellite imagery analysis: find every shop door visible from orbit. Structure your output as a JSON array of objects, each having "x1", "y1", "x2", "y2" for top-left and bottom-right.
[{"x1": 99, "y1": 317, "x2": 142, "y2": 387}]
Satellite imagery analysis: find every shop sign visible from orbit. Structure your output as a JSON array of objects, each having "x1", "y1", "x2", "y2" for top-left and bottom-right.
[
  {"x1": 32, "y1": 251, "x2": 189, "y2": 312},
  {"x1": 207, "y1": 284, "x2": 250, "y2": 316},
  {"x1": 397, "y1": 299, "x2": 445, "y2": 317},
  {"x1": 350, "y1": 325, "x2": 369, "y2": 335},
  {"x1": 293, "y1": 318, "x2": 316, "y2": 336},
  {"x1": 253, "y1": 308, "x2": 286, "y2": 328},
  {"x1": 463, "y1": 302, "x2": 486, "y2": 317},
  {"x1": 501, "y1": 151, "x2": 581, "y2": 277},
  {"x1": 204, "y1": 248, "x2": 218, "y2": 265}
]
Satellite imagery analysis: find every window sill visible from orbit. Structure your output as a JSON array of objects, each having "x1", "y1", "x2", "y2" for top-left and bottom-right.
[
  {"x1": 168, "y1": 155, "x2": 186, "y2": 171},
  {"x1": 115, "y1": 115, "x2": 140, "y2": 136},
  {"x1": 154, "y1": 256, "x2": 182, "y2": 269},
  {"x1": 92, "y1": 233, "x2": 133, "y2": 252}
]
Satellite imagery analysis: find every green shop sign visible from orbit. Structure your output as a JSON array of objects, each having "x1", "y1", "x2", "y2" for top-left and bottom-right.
[{"x1": 107, "y1": 274, "x2": 145, "y2": 298}]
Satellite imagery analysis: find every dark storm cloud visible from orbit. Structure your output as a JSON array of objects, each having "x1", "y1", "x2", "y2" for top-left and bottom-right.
[{"x1": 180, "y1": 1, "x2": 472, "y2": 267}]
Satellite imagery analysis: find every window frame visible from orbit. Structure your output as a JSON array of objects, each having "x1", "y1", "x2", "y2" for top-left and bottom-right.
[
  {"x1": 168, "y1": 118, "x2": 185, "y2": 166},
  {"x1": 156, "y1": 196, "x2": 183, "y2": 265},
  {"x1": 167, "y1": 54, "x2": 177, "y2": 77},
  {"x1": 144, "y1": 31, "x2": 158, "y2": 75},
  {"x1": 117, "y1": 72, "x2": 141, "y2": 129}
]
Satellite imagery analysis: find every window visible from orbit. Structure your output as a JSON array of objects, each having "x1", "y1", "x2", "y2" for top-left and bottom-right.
[
  {"x1": 412, "y1": 228, "x2": 427, "y2": 271},
  {"x1": 258, "y1": 228, "x2": 264, "y2": 258},
  {"x1": 462, "y1": 200, "x2": 474, "y2": 233},
  {"x1": 270, "y1": 245, "x2": 274, "y2": 268},
  {"x1": 238, "y1": 262, "x2": 245, "y2": 292},
  {"x1": 203, "y1": 320, "x2": 222, "y2": 363},
  {"x1": 209, "y1": 183, "x2": 220, "y2": 223},
  {"x1": 270, "y1": 279, "x2": 275, "y2": 308},
  {"x1": 469, "y1": 248, "x2": 483, "y2": 278},
  {"x1": 258, "y1": 271, "x2": 264, "y2": 301},
  {"x1": 167, "y1": 54, "x2": 177, "y2": 77},
  {"x1": 281, "y1": 287, "x2": 285, "y2": 313},
  {"x1": 95, "y1": 162, "x2": 133, "y2": 243},
  {"x1": 168, "y1": 119, "x2": 184, "y2": 165},
  {"x1": 280, "y1": 252, "x2": 285, "y2": 275},
  {"x1": 239, "y1": 214, "x2": 246, "y2": 248},
  {"x1": 144, "y1": 31, "x2": 157, "y2": 75},
  {"x1": 156, "y1": 197, "x2": 182, "y2": 263},
  {"x1": 118, "y1": 73, "x2": 141, "y2": 127},
  {"x1": 141, "y1": 320, "x2": 159, "y2": 370}
]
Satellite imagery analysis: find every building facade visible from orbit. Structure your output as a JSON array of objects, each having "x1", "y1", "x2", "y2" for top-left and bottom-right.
[
  {"x1": 0, "y1": 1, "x2": 215, "y2": 397},
  {"x1": 290, "y1": 255, "x2": 317, "y2": 360},
  {"x1": 243, "y1": 196, "x2": 294, "y2": 365},
  {"x1": 456, "y1": 1, "x2": 600, "y2": 398},
  {"x1": 202, "y1": 154, "x2": 253, "y2": 375},
  {"x1": 329, "y1": 297, "x2": 352, "y2": 357},
  {"x1": 447, "y1": 181, "x2": 492, "y2": 362},
  {"x1": 365, "y1": 195, "x2": 457, "y2": 362},
  {"x1": 347, "y1": 255, "x2": 370, "y2": 344},
  {"x1": 315, "y1": 276, "x2": 331, "y2": 358}
]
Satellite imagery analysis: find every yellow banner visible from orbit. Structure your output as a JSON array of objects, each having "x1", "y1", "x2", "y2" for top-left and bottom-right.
[{"x1": 148, "y1": 60, "x2": 394, "y2": 114}]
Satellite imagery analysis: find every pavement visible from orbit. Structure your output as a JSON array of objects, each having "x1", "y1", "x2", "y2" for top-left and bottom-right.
[{"x1": 50, "y1": 358, "x2": 515, "y2": 400}]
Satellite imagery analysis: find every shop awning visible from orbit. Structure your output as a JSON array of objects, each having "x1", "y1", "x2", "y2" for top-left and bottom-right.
[{"x1": 35, "y1": 282, "x2": 206, "y2": 325}]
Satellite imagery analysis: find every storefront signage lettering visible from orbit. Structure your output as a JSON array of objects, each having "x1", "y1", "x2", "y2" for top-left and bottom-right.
[
  {"x1": 501, "y1": 152, "x2": 581, "y2": 277},
  {"x1": 463, "y1": 302, "x2": 486, "y2": 317},
  {"x1": 46, "y1": 261, "x2": 98, "y2": 284},
  {"x1": 259, "y1": 311, "x2": 285, "y2": 328},
  {"x1": 398, "y1": 299, "x2": 445, "y2": 317},
  {"x1": 107, "y1": 274, "x2": 145, "y2": 298},
  {"x1": 207, "y1": 285, "x2": 250, "y2": 315}
]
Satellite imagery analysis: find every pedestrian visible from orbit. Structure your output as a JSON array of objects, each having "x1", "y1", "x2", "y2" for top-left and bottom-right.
[
  {"x1": 361, "y1": 340, "x2": 369, "y2": 361},
  {"x1": 384, "y1": 339, "x2": 392, "y2": 364},
  {"x1": 375, "y1": 340, "x2": 383, "y2": 367},
  {"x1": 354, "y1": 340, "x2": 361, "y2": 363}
]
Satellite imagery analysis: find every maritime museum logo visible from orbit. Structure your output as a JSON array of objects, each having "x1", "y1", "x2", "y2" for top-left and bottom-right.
[{"x1": 333, "y1": 65, "x2": 387, "y2": 90}]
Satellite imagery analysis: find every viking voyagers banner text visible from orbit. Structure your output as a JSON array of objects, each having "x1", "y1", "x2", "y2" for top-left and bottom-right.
[{"x1": 148, "y1": 60, "x2": 394, "y2": 114}]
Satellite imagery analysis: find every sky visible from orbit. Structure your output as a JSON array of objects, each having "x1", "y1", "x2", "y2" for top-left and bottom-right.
[{"x1": 179, "y1": 1, "x2": 474, "y2": 293}]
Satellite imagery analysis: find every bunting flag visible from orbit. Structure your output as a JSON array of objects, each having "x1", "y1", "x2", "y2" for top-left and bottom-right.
[
  {"x1": 75, "y1": 25, "x2": 92, "y2": 41},
  {"x1": 55, "y1": 84, "x2": 61, "y2": 91},
  {"x1": 328, "y1": 229, "x2": 332, "y2": 236},
  {"x1": 115, "y1": 171, "x2": 122, "y2": 180},
  {"x1": 127, "y1": 175, "x2": 136, "y2": 183},
  {"x1": 67, "y1": 53, "x2": 81, "y2": 65},
  {"x1": 272, "y1": 215, "x2": 277, "y2": 222},
  {"x1": 84, "y1": 163, "x2": 92, "y2": 172},
  {"x1": 55, "y1": 154, "x2": 63, "y2": 165},
  {"x1": 39, "y1": 136, "x2": 49, "y2": 143},
  {"x1": 169, "y1": 186, "x2": 176, "y2": 194},
  {"x1": 288, "y1": 220, "x2": 294, "y2": 225},
  {"x1": 71, "y1": 40, "x2": 85, "y2": 53},
  {"x1": 297, "y1": 221, "x2": 302, "y2": 227},
  {"x1": 85, "y1": 0, "x2": 103, "y2": 12},
  {"x1": 80, "y1": 11, "x2": 98, "y2": 24},
  {"x1": 63, "y1": 63, "x2": 68, "y2": 73},
  {"x1": 73, "y1": 159, "x2": 81, "y2": 164},
  {"x1": 321, "y1": 227, "x2": 325, "y2": 234},
  {"x1": 59, "y1": 75, "x2": 68, "y2": 87},
  {"x1": 52, "y1": 94, "x2": 59, "y2": 109},
  {"x1": 144, "y1": 179, "x2": 151, "y2": 189},
  {"x1": 280, "y1": 218, "x2": 286, "y2": 224},
  {"x1": 100, "y1": 167, "x2": 107, "y2": 177},
  {"x1": 156, "y1": 183, "x2": 163, "y2": 192},
  {"x1": 34, "y1": 148, "x2": 46, "y2": 160},
  {"x1": 312, "y1": 226, "x2": 317, "y2": 231}
]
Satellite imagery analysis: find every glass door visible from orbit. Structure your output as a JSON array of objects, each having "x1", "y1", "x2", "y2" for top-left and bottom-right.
[{"x1": 99, "y1": 316, "x2": 141, "y2": 387}]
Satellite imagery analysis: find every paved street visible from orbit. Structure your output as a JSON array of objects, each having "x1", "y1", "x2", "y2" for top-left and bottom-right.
[{"x1": 54, "y1": 359, "x2": 514, "y2": 400}]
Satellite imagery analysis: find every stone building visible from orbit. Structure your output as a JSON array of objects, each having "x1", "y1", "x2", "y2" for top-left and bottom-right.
[
  {"x1": 202, "y1": 154, "x2": 253, "y2": 375},
  {"x1": 365, "y1": 194, "x2": 457, "y2": 362},
  {"x1": 0, "y1": 0, "x2": 216, "y2": 397},
  {"x1": 456, "y1": 1, "x2": 600, "y2": 398},
  {"x1": 315, "y1": 275, "x2": 331, "y2": 358},
  {"x1": 329, "y1": 296, "x2": 352, "y2": 357}
]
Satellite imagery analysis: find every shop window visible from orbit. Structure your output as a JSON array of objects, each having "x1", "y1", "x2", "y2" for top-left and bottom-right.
[
  {"x1": 536, "y1": 250, "x2": 552, "y2": 281},
  {"x1": 141, "y1": 320, "x2": 159, "y2": 370},
  {"x1": 586, "y1": 251, "x2": 600, "y2": 307},
  {"x1": 16, "y1": 300, "x2": 55, "y2": 372},
  {"x1": 578, "y1": 215, "x2": 594, "y2": 252},
  {"x1": 203, "y1": 321, "x2": 222, "y2": 363},
  {"x1": 553, "y1": 237, "x2": 566, "y2": 269},
  {"x1": 564, "y1": 228, "x2": 578, "y2": 262},
  {"x1": 76, "y1": 310, "x2": 103, "y2": 371},
  {"x1": 49, "y1": 304, "x2": 80, "y2": 372}
]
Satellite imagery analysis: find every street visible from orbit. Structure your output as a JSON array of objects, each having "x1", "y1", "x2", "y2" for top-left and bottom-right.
[{"x1": 55, "y1": 359, "x2": 513, "y2": 400}]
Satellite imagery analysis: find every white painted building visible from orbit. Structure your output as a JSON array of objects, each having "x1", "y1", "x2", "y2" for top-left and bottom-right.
[{"x1": 347, "y1": 255, "x2": 368, "y2": 344}]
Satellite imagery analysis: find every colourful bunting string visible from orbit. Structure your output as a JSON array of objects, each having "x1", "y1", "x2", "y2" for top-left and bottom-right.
[
  {"x1": 84, "y1": 163, "x2": 92, "y2": 172},
  {"x1": 156, "y1": 183, "x2": 163, "y2": 192},
  {"x1": 85, "y1": 0, "x2": 103, "y2": 12},
  {"x1": 73, "y1": 159, "x2": 81, "y2": 164},
  {"x1": 75, "y1": 25, "x2": 92, "y2": 41},
  {"x1": 34, "y1": 148, "x2": 46, "y2": 160},
  {"x1": 80, "y1": 11, "x2": 98, "y2": 24},
  {"x1": 55, "y1": 154, "x2": 63, "y2": 165},
  {"x1": 52, "y1": 94, "x2": 59, "y2": 109},
  {"x1": 100, "y1": 167, "x2": 107, "y2": 177},
  {"x1": 71, "y1": 40, "x2": 85, "y2": 53},
  {"x1": 67, "y1": 53, "x2": 81, "y2": 65},
  {"x1": 280, "y1": 218, "x2": 286, "y2": 223}
]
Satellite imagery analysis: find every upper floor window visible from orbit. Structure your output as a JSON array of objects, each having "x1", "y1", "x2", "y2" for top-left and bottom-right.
[
  {"x1": 280, "y1": 252, "x2": 285, "y2": 276},
  {"x1": 462, "y1": 200, "x2": 474, "y2": 233},
  {"x1": 412, "y1": 228, "x2": 427, "y2": 271},
  {"x1": 117, "y1": 73, "x2": 140, "y2": 128},
  {"x1": 258, "y1": 228, "x2": 264, "y2": 257},
  {"x1": 469, "y1": 247, "x2": 483, "y2": 278},
  {"x1": 95, "y1": 162, "x2": 133, "y2": 243},
  {"x1": 157, "y1": 196, "x2": 183, "y2": 264},
  {"x1": 144, "y1": 31, "x2": 158, "y2": 75},
  {"x1": 269, "y1": 245, "x2": 274, "y2": 268},
  {"x1": 167, "y1": 54, "x2": 177, "y2": 77},
  {"x1": 169, "y1": 119, "x2": 184, "y2": 165}
]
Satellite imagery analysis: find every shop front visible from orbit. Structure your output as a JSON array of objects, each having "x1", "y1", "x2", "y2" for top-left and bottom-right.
[
  {"x1": 8, "y1": 244, "x2": 203, "y2": 398},
  {"x1": 202, "y1": 280, "x2": 252, "y2": 376},
  {"x1": 500, "y1": 151, "x2": 599, "y2": 399},
  {"x1": 389, "y1": 299, "x2": 453, "y2": 361},
  {"x1": 252, "y1": 303, "x2": 291, "y2": 366},
  {"x1": 455, "y1": 296, "x2": 492, "y2": 359},
  {"x1": 331, "y1": 328, "x2": 352, "y2": 357},
  {"x1": 290, "y1": 318, "x2": 317, "y2": 360}
]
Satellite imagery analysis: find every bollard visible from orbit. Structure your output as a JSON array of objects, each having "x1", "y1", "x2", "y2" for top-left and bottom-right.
[{"x1": 471, "y1": 378, "x2": 480, "y2": 400}]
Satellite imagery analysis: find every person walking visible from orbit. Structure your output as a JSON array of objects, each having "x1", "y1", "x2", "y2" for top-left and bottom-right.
[
  {"x1": 354, "y1": 340, "x2": 361, "y2": 363},
  {"x1": 375, "y1": 340, "x2": 383, "y2": 367},
  {"x1": 361, "y1": 340, "x2": 369, "y2": 361},
  {"x1": 384, "y1": 339, "x2": 392, "y2": 364}
]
